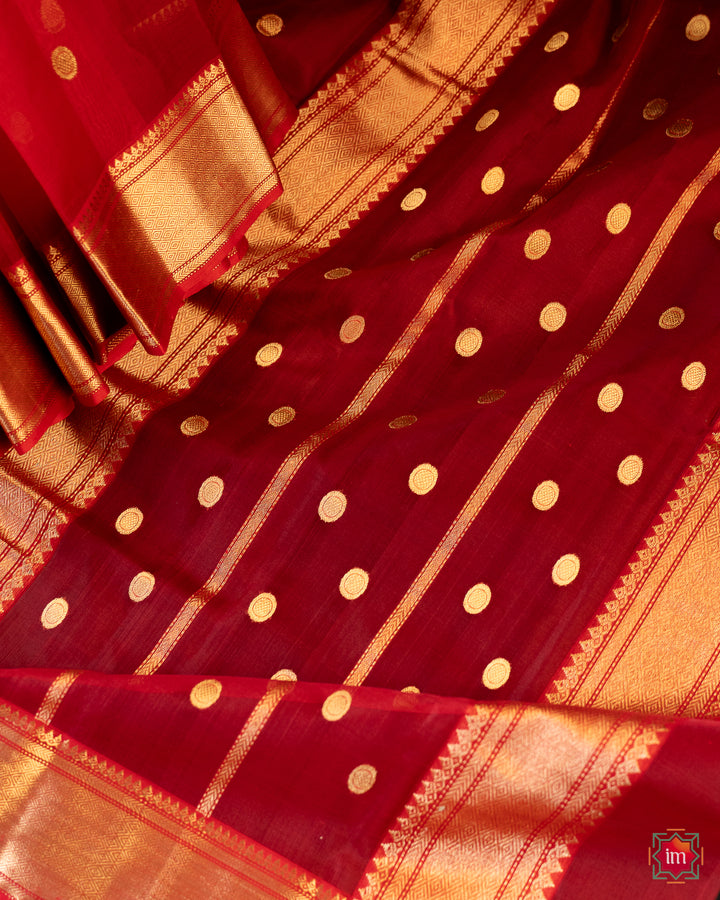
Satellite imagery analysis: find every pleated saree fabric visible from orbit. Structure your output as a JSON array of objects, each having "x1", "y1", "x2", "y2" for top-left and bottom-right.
[{"x1": 0, "y1": 0, "x2": 719, "y2": 897}]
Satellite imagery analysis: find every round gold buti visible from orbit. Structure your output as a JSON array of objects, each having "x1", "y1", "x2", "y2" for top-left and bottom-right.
[
  {"x1": 198, "y1": 476, "x2": 224, "y2": 508},
  {"x1": 389, "y1": 414, "x2": 417, "y2": 429},
  {"x1": 269, "y1": 406, "x2": 295, "y2": 427},
  {"x1": 180, "y1": 414, "x2": 209, "y2": 436},
  {"x1": 552, "y1": 553, "x2": 580, "y2": 586},
  {"x1": 532, "y1": 480, "x2": 559, "y2": 511},
  {"x1": 463, "y1": 583, "x2": 492, "y2": 615},
  {"x1": 348, "y1": 763, "x2": 377, "y2": 795},
  {"x1": 714, "y1": 221, "x2": 720, "y2": 241},
  {"x1": 643, "y1": 98, "x2": 668, "y2": 121},
  {"x1": 256, "y1": 13, "x2": 283, "y2": 36},
  {"x1": 544, "y1": 31, "x2": 569, "y2": 52},
  {"x1": 340, "y1": 568, "x2": 369, "y2": 600},
  {"x1": 606, "y1": 203, "x2": 631, "y2": 234},
  {"x1": 681, "y1": 361, "x2": 706, "y2": 391},
  {"x1": 401, "y1": 685, "x2": 420, "y2": 694},
  {"x1": 409, "y1": 463, "x2": 438, "y2": 495},
  {"x1": 455, "y1": 327, "x2": 483, "y2": 357},
  {"x1": 115, "y1": 507, "x2": 143, "y2": 535},
  {"x1": 322, "y1": 689, "x2": 352, "y2": 722},
  {"x1": 325, "y1": 267, "x2": 352, "y2": 280},
  {"x1": 248, "y1": 592, "x2": 277, "y2": 622},
  {"x1": 611, "y1": 20, "x2": 628, "y2": 42},
  {"x1": 597, "y1": 382, "x2": 623, "y2": 412},
  {"x1": 617, "y1": 454, "x2": 643, "y2": 485},
  {"x1": 539, "y1": 302, "x2": 567, "y2": 332},
  {"x1": 482, "y1": 657, "x2": 511, "y2": 690},
  {"x1": 255, "y1": 342, "x2": 283, "y2": 367},
  {"x1": 659, "y1": 306, "x2": 685, "y2": 329},
  {"x1": 51, "y1": 46, "x2": 77, "y2": 79},
  {"x1": 339, "y1": 315, "x2": 365, "y2": 343},
  {"x1": 477, "y1": 388, "x2": 506, "y2": 404},
  {"x1": 190, "y1": 679, "x2": 222, "y2": 710},
  {"x1": 475, "y1": 108, "x2": 500, "y2": 132},
  {"x1": 686, "y1": 14, "x2": 710, "y2": 41},
  {"x1": 41, "y1": 0, "x2": 66, "y2": 33},
  {"x1": 271, "y1": 669, "x2": 297, "y2": 682},
  {"x1": 524, "y1": 229, "x2": 551, "y2": 260},
  {"x1": 666, "y1": 118, "x2": 693, "y2": 138},
  {"x1": 481, "y1": 166, "x2": 505, "y2": 195},
  {"x1": 318, "y1": 490, "x2": 347, "y2": 523},
  {"x1": 553, "y1": 83, "x2": 580, "y2": 112},
  {"x1": 41, "y1": 597, "x2": 68, "y2": 629},
  {"x1": 410, "y1": 248, "x2": 434, "y2": 261},
  {"x1": 128, "y1": 571, "x2": 155, "y2": 603},
  {"x1": 401, "y1": 188, "x2": 426, "y2": 212}
]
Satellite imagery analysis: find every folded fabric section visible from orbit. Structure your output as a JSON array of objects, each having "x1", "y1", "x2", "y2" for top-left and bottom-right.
[{"x1": 0, "y1": 0, "x2": 296, "y2": 453}]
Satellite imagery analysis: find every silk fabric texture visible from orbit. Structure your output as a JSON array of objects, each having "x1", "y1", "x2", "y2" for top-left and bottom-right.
[{"x1": 0, "y1": 0, "x2": 720, "y2": 898}]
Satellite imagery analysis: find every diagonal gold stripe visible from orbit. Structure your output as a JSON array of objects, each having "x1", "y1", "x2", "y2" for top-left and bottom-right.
[
  {"x1": 35, "y1": 670, "x2": 80, "y2": 725},
  {"x1": 345, "y1": 144, "x2": 720, "y2": 687},
  {"x1": 197, "y1": 681, "x2": 294, "y2": 818}
]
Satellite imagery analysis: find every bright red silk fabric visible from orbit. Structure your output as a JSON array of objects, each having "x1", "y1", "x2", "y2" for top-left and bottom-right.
[{"x1": 0, "y1": 0, "x2": 720, "y2": 897}]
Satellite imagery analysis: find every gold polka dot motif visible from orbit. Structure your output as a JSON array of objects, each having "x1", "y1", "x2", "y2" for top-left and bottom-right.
[
  {"x1": 322, "y1": 689, "x2": 352, "y2": 722},
  {"x1": 714, "y1": 221, "x2": 720, "y2": 241},
  {"x1": 606, "y1": 203, "x2": 631, "y2": 234},
  {"x1": 348, "y1": 764, "x2": 377, "y2": 794},
  {"x1": 617, "y1": 455, "x2": 643, "y2": 485},
  {"x1": 180, "y1": 415, "x2": 209, "y2": 435},
  {"x1": 115, "y1": 507, "x2": 143, "y2": 535},
  {"x1": 249, "y1": 592, "x2": 277, "y2": 622},
  {"x1": 51, "y1": 46, "x2": 77, "y2": 79},
  {"x1": 481, "y1": 166, "x2": 505, "y2": 195},
  {"x1": 255, "y1": 342, "x2": 283, "y2": 366},
  {"x1": 455, "y1": 327, "x2": 483, "y2": 357},
  {"x1": 41, "y1": 0, "x2": 65, "y2": 33},
  {"x1": 409, "y1": 463, "x2": 438, "y2": 495},
  {"x1": 324, "y1": 267, "x2": 352, "y2": 280},
  {"x1": 539, "y1": 302, "x2": 566, "y2": 332},
  {"x1": 318, "y1": 490, "x2": 347, "y2": 523},
  {"x1": 339, "y1": 315, "x2": 365, "y2": 343},
  {"x1": 401, "y1": 188, "x2": 426, "y2": 211},
  {"x1": 269, "y1": 406, "x2": 295, "y2": 427},
  {"x1": 190, "y1": 679, "x2": 222, "y2": 709},
  {"x1": 482, "y1": 657, "x2": 511, "y2": 689},
  {"x1": 597, "y1": 382, "x2": 623, "y2": 412},
  {"x1": 271, "y1": 669, "x2": 297, "y2": 682},
  {"x1": 410, "y1": 248, "x2": 434, "y2": 261},
  {"x1": 681, "y1": 361, "x2": 706, "y2": 390},
  {"x1": 686, "y1": 14, "x2": 710, "y2": 41},
  {"x1": 475, "y1": 109, "x2": 499, "y2": 132},
  {"x1": 198, "y1": 476, "x2": 224, "y2": 508},
  {"x1": 401, "y1": 685, "x2": 420, "y2": 694},
  {"x1": 544, "y1": 31, "x2": 569, "y2": 52},
  {"x1": 477, "y1": 388, "x2": 506, "y2": 404},
  {"x1": 524, "y1": 229, "x2": 551, "y2": 260},
  {"x1": 666, "y1": 118, "x2": 693, "y2": 138},
  {"x1": 463, "y1": 583, "x2": 491, "y2": 614},
  {"x1": 128, "y1": 572, "x2": 155, "y2": 602},
  {"x1": 553, "y1": 83, "x2": 580, "y2": 111},
  {"x1": 41, "y1": 597, "x2": 68, "y2": 629},
  {"x1": 552, "y1": 553, "x2": 580, "y2": 586},
  {"x1": 256, "y1": 13, "x2": 283, "y2": 36},
  {"x1": 340, "y1": 568, "x2": 369, "y2": 600},
  {"x1": 643, "y1": 98, "x2": 668, "y2": 120},
  {"x1": 659, "y1": 307, "x2": 685, "y2": 329},
  {"x1": 389, "y1": 414, "x2": 417, "y2": 429},
  {"x1": 532, "y1": 480, "x2": 559, "y2": 511}
]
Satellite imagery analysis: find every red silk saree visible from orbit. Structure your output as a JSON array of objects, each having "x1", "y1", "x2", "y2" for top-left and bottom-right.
[{"x1": 0, "y1": 0, "x2": 719, "y2": 897}]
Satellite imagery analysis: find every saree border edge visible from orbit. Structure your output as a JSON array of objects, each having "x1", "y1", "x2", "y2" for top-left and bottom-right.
[{"x1": 0, "y1": 698, "x2": 345, "y2": 900}]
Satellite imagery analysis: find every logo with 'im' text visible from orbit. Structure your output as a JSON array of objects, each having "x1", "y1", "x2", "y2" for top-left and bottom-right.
[{"x1": 650, "y1": 830, "x2": 703, "y2": 882}]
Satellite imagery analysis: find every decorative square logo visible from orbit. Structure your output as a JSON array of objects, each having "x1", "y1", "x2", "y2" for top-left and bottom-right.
[{"x1": 650, "y1": 830, "x2": 703, "y2": 882}]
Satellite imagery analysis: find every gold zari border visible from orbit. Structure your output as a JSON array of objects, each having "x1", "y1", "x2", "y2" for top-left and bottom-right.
[
  {"x1": 546, "y1": 433, "x2": 720, "y2": 717},
  {"x1": 0, "y1": 702, "x2": 343, "y2": 900},
  {"x1": 359, "y1": 703, "x2": 666, "y2": 900}
]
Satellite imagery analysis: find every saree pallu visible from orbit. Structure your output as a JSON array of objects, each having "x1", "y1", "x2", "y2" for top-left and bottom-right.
[{"x1": 1, "y1": 0, "x2": 720, "y2": 897}]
